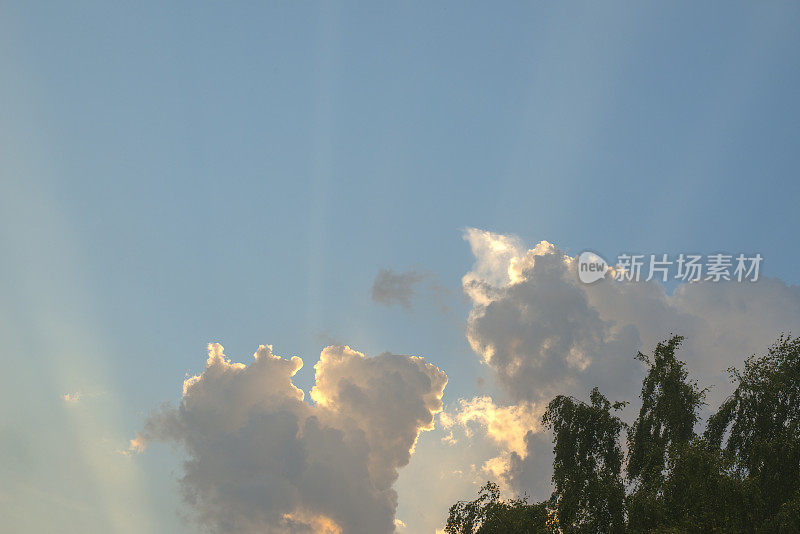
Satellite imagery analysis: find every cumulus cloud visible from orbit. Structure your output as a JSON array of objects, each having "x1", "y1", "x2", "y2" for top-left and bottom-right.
[
  {"x1": 441, "y1": 396, "x2": 541, "y2": 458},
  {"x1": 457, "y1": 228, "x2": 800, "y2": 494},
  {"x1": 371, "y1": 269, "x2": 426, "y2": 309},
  {"x1": 137, "y1": 343, "x2": 447, "y2": 534},
  {"x1": 463, "y1": 229, "x2": 641, "y2": 406},
  {"x1": 440, "y1": 395, "x2": 552, "y2": 499},
  {"x1": 439, "y1": 395, "x2": 554, "y2": 499}
]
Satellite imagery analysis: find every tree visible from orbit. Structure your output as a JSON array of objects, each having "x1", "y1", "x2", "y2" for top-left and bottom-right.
[
  {"x1": 443, "y1": 335, "x2": 800, "y2": 532},
  {"x1": 653, "y1": 438, "x2": 756, "y2": 533},
  {"x1": 542, "y1": 387, "x2": 627, "y2": 534},
  {"x1": 626, "y1": 335, "x2": 707, "y2": 531},
  {"x1": 444, "y1": 481, "x2": 552, "y2": 534},
  {"x1": 706, "y1": 335, "x2": 800, "y2": 529}
]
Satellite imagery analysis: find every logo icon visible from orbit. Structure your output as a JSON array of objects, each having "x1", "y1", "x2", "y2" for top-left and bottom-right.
[{"x1": 578, "y1": 251, "x2": 608, "y2": 284}]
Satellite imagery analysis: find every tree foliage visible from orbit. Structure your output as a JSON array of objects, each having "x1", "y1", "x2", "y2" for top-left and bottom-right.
[
  {"x1": 543, "y1": 388, "x2": 627, "y2": 534},
  {"x1": 444, "y1": 481, "x2": 552, "y2": 534},
  {"x1": 626, "y1": 335, "x2": 708, "y2": 531},
  {"x1": 627, "y1": 336, "x2": 705, "y2": 488},
  {"x1": 445, "y1": 335, "x2": 800, "y2": 534},
  {"x1": 706, "y1": 335, "x2": 800, "y2": 528}
]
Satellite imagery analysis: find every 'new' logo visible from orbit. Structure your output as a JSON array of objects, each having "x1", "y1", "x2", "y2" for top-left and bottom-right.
[{"x1": 578, "y1": 251, "x2": 608, "y2": 284}]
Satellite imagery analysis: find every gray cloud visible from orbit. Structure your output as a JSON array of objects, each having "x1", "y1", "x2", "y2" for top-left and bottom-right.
[
  {"x1": 371, "y1": 269, "x2": 426, "y2": 309},
  {"x1": 463, "y1": 232, "x2": 642, "y2": 407},
  {"x1": 138, "y1": 343, "x2": 447, "y2": 534},
  {"x1": 458, "y1": 228, "x2": 800, "y2": 494}
]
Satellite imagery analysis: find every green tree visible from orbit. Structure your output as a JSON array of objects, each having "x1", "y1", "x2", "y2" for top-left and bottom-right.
[
  {"x1": 654, "y1": 438, "x2": 756, "y2": 533},
  {"x1": 542, "y1": 387, "x2": 627, "y2": 534},
  {"x1": 444, "y1": 335, "x2": 800, "y2": 532},
  {"x1": 706, "y1": 335, "x2": 800, "y2": 529},
  {"x1": 444, "y1": 481, "x2": 552, "y2": 534},
  {"x1": 626, "y1": 335, "x2": 707, "y2": 531},
  {"x1": 762, "y1": 490, "x2": 800, "y2": 533}
]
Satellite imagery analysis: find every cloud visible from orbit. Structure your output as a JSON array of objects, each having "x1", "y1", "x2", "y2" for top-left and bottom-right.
[
  {"x1": 371, "y1": 268, "x2": 426, "y2": 309},
  {"x1": 137, "y1": 343, "x2": 447, "y2": 534},
  {"x1": 128, "y1": 433, "x2": 147, "y2": 454},
  {"x1": 463, "y1": 229, "x2": 641, "y2": 406},
  {"x1": 442, "y1": 396, "x2": 541, "y2": 458},
  {"x1": 441, "y1": 395, "x2": 552, "y2": 499},
  {"x1": 441, "y1": 431, "x2": 457, "y2": 446},
  {"x1": 62, "y1": 392, "x2": 82, "y2": 403},
  {"x1": 62, "y1": 391, "x2": 102, "y2": 404},
  {"x1": 458, "y1": 228, "x2": 800, "y2": 494},
  {"x1": 463, "y1": 228, "x2": 800, "y2": 405}
]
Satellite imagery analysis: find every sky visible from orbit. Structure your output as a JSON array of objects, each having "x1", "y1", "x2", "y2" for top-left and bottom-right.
[{"x1": 2, "y1": 2, "x2": 800, "y2": 533}]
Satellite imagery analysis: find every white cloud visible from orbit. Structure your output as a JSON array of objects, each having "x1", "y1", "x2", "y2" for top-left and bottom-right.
[
  {"x1": 458, "y1": 228, "x2": 800, "y2": 494},
  {"x1": 442, "y1": 396, "x2": 541, "y2": 457},
  {"x1": 441, "y1": 395, "x2": 552, "y2": 499},
  {"x1": 138, "y1": 343, "x2": 447, "y2": 534},
  {"x1": 464, "y1": 229, "x2": 641, "y2": 406}
]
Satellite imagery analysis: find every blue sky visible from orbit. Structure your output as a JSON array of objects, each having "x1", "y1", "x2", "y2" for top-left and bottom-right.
[{"x1": 2, "y1": 2, "x2": 800, "y2": 533}]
